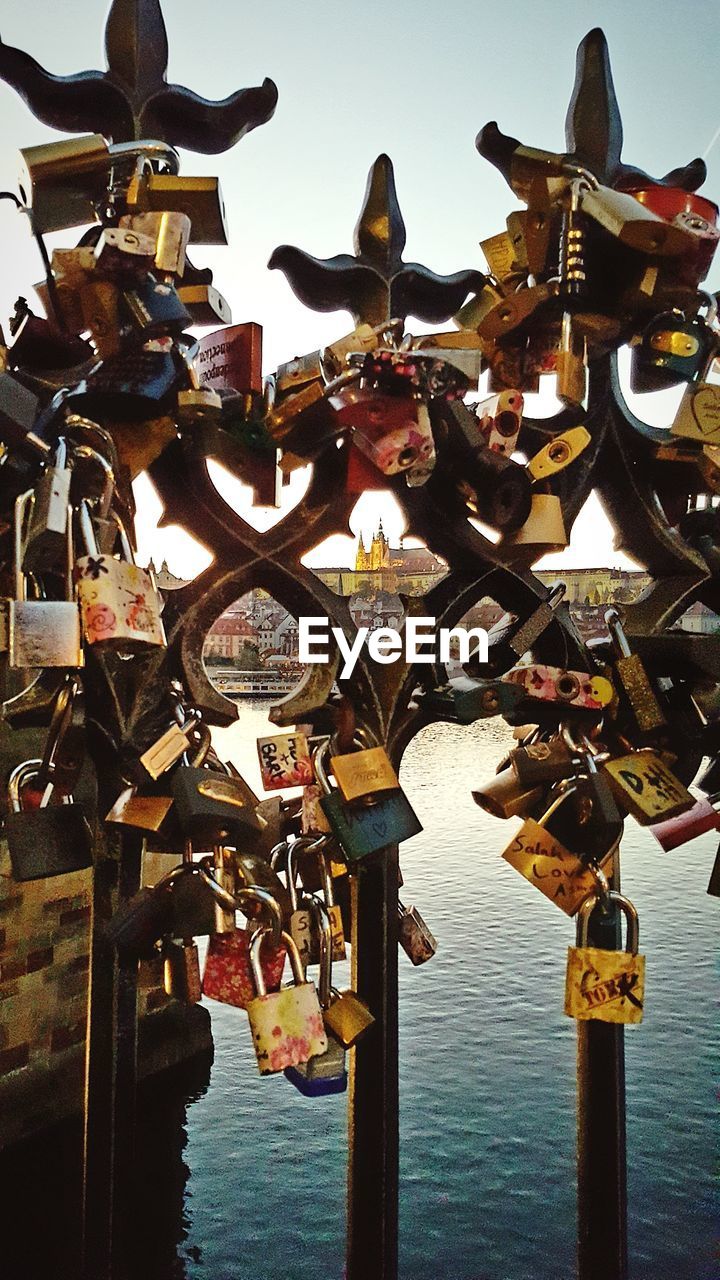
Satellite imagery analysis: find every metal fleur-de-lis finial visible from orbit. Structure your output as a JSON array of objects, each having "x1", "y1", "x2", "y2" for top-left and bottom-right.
[
  {"x1": 0, "y1": 0, "x2": 277, "y2": 152},
  {"x1": 477, "y1": 28, "x2": 705, "y2": 193},
  {"x1": 269, "y1": 154, "x2": 485, "y2": 327}
]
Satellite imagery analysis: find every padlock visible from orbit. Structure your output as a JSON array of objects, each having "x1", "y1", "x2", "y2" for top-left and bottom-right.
[
  {"x1": 22, "y1": 438, "x2": 71, "y2": 573},
  {"x1": 256, "y1": 731, "x2": 313, "y2": 790},
  {"x1": 119, "y1": 211, "x2": 192, "y2": 277},
  {"x1": 480, "y1": 228, "x2": 520, "y2": 285},
  {"x1": 321, "y1": 322, "x2": 385, "y2": 379},
  {"x1": 501, "y1": 784, "x2": 614, "y2": 915},
  {"x1": 352, "y1": 402, "x2": 436, "y2": 478},
  {"x1": 578, "y1": 183, "x2": 694, "y2": 257},
  {"x1": 105, "y1": 785, "x2": 174, "y2": 834},
  {"x1": 93, "y1": 225, "x2": 157, "y2": 274},
  {"x1": 472, "y1": 766, "x2": 544, "y2": 820},
  {"x1": 314, "y1": 742, "x2": 422, "y2": 863},
  {"x1": 510, "y1": 736, "x2": 576, "y2": 786},
  {"x1": 284, "y1": 899, "x2": 348, "y2": 1095},
  {"x1": 125, "y1": 170, "x2": 229, "y2": 245},
  {"x1": 286, "y1": 841, "x2": 318, "y2": 965},
  {"x1": 301, "y1": 783, "x2": 333, "y2": 835},
  {"x1": 79, "y1": 280, "x2": 124, "y2": 360},
  {"x1": 172, "y1": 749, "x2": 264, "y2": 843},
  {"x1": 603, "y1": 749, "x2": 695, "y2": 825},
  {"x1": 426, "y1": 675, "x2": 524, "y2": 724},
  {"x1": 235, "y1": 850, "x2": 293, "y2": 926},
  {"x1": 398, "y1": 900, "x2": 437, "y2": 965},
  {"x1": 502, "y1": 492, "x2": 567, "y2": 551},
  {"x1": 5, "y1": 759, "x2": 92, "y2": 880},
  {"x1": 9, "y1": 490, "x2": 83, "y2": 669},
  {"x1": 605, "y1": 608, "x2": 665, "y2": 733},
  {"x1": 211, "y1": 845, "x2": 237, "y2": 935},
  {"x1": 121, "y1": 274, "x2": 192, "y2": 340},
  {"x1": 430, "y1": 398, "x2": 532, "y2": 532},
  {"x1": 163, "y1": 938, "x2": 202, "y2": 1004},
  {"x1": 202, "y1": 925, "x2": 287, "y2": 1010},
  {"x1": 329, "y1": 731, "x2": 399, "y2": 806},
  {"x1": 630, "y1": 299, "x2": 715, "y2": 393},
  {"x1": 484, "y1": 584, "x2": 567, "y2": 674},
  {"x1": 556, "y1": 312, "x2": 587, "y2": 408},
  {"x1": 246, "y1": 928, "x2": 327, "y2": 1075},
  {"x1": 526, "y1": 427, "x2": 591, "y2": 482},
  {"x1": 18, "y1": 135, "x2": 179, "y2": 233},
  {"x1": 323, "y1": 986, "x2": 375, "y2": 1049},
  {"x1": 647, "y1": 791, "x2": 720, "y2": 852},
  {"x1": 74, "y1": 501, "x2": 166, "y2": 652},
  {"x1": 105, "y1": 884, "x2": 174, "y2": 958},
  {"x1": 475, "y1": 389, "x2": 523, "y2": 458},
  {"x1": 176, "y1": 283, "x2": 232, "y2": 326},
  {"x1": 565, "y1": 890, "x2": 645, "y2": 1024},
  {"x1": 135, "y1": 715, "x2": 202, "y2": 784},
  {"x1": 627, "y1": 185, "x2": 720, "y2": 285},
  {"x1": 69, "y1": 349, "x2": 180, "y2": 422},
  {"x1": 168, "y1": 848, "x2": 217, "y2": 940},
  {"x1": 503, "y1": 664, "x2": 614, "y2": 715}
]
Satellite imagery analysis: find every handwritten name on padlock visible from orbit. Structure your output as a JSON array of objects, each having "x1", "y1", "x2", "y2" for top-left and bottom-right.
[
  {"x1": 257, "y1": 732, "x2": 313, "y2": 791},
  {"x1": 502, "y1": 821, "x2": 610, "y2": 915}
]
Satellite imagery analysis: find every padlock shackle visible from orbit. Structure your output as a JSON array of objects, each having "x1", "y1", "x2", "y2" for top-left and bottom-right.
[
  {"x1": 69, "y1": 444, "x2": 116, "y2": 521},
  {"x1": 310, "y1": 897, "x2": 333, "y2": 1009},
  {"x1": 236, "y1": 885, "x2": 282, "y2": 946},
  {"x1": 576, "y1": 889, "x2": 639, "y2": 954},
  {"x1": 604, "y1": 607, "x2": 630, "y2": 659},
  {"x1": 7, "y1": 758, "x2": 69, "y2": 811},
  {"x1": 77, "y1": 498, "x2": 100, "y2": 558},
  {"x1": 13, "y1": 489, "x2": 33, "y2": 600},
  {"x1": 250, "y1": 927, "x2": 303, "y2": 996},
  {"x1": 64, "y1": 416, "x2": 120, "y2": 476},
  {"x1": 312, "y1": 741, "x2": 334, "y2": 797},
  {"x1": 38, "y1": 674, "x2": 79, "y2": 788}
]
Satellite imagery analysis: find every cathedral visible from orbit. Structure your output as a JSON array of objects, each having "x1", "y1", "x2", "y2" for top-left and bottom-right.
[{"x1": 354, "y1": 520, "x2": 392, "y2": 572}]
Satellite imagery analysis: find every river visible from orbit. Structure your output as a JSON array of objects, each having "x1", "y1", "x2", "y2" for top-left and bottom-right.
[{"x1": 175, "y1": 702, "x2": 717, "y2": 1280}]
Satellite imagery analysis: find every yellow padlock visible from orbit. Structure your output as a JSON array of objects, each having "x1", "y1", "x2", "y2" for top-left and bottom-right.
[
  {"x1": 526, "y1": 426, "x2": 591, "y2": 481},
  {"x1": 565, "y1": 890, "x2": 645, "y2": 1024}
]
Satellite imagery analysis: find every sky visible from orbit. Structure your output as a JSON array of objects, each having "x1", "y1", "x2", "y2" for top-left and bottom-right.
[{"x1": 0, "y1": 0, "x2": 718, "y2": 580}]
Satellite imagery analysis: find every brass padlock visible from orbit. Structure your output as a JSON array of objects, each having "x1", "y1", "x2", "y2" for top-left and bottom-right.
[
  {"x1": 163, "y1": 938, "x2": 202, "y2": 1004},
  {"x1": 605, "y1": 608, "x2": 665, "y2": 733},
  {"x1": 503, "y1": 493, "x2": 567, "y2": 551},
  {"x1": 329, "y1": 733, "x2": 399, "y2": 805},
  {"x1": 565, "y1": 891, "x2": 644, "y2": 1024},
  {"x1": 125, "y1": 171, "x2": 228, "y2": 245},
  {"x1": 501, "y1": 786, "x2": 614, "y2": 916},
  {"x1": 603, "y1": 749, "x2": 694, "y2": 825}
]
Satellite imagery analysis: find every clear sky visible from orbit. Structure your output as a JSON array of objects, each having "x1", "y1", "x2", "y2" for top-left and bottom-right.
[{"x1": 0, "y1": 0, "x2": 717, "y2": 578}]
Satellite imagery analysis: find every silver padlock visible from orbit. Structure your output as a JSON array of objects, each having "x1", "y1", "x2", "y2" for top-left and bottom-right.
[
  {"x1": 9, "y1": 490, "x2": 83, "y2": 669},
  {"x1": 22, "y1": 438, "x2": 72, "y2": 573}
]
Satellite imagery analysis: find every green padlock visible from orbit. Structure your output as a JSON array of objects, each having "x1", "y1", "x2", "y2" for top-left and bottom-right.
[{"x1": 424, "y1": 676, "x2": 524, "y2": 724}]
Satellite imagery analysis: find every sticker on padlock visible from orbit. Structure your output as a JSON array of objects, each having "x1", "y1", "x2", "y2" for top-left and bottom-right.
[
  {"x1": 256, "y1": 731, "x2": 313, "y2": 791},
  {"x1": 74, "y1": 501, "x2": 166, "y2": 651},
  {"x1": 501, "y1": 786, "x2": 614, "y2": 915},
  {"x1": 503, "y1": 664, "x2": 614, "y2": 712},
  {"x1": 565, "y1": 891, "x2": 645, "y2": 1024}
]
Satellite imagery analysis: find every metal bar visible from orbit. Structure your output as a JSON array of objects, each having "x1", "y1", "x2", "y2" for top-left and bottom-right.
[
  {"x1": 347, "y1": 848, "x2": 399, "y2": 1280},
  {"x1": 576, "y1": 859, "x2": 628, "y2": 1280},
  {"x1": 112, "y1": 832, "x2": 143, "y2": 1275},
  {"x1": 81, "y1": 849, "x2": 118, "y2": 1280}
]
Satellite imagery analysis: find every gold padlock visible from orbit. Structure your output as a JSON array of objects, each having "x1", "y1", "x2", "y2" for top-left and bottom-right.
[
  {"x1": 125, "y1": 172, "x2": 228, "y2": 245},
  {"x1": 503, "y1": 493, "x2": 567, "y2": 551},
  {"x1": 329, "y1": 737, "x2": 399, "y2": 805},
  {"x1": 481, "y1": 229, "x2": 520, "y2": 284},
  {"x1": 603, "y1": 749, "x2": 694, "y2": 825},
  {"x1": 176, "y1": 284, "x2": 232, "y2": 326},
  {"x1": 565, "y1": 890, "x2": 644, "y2": 1024},
  {"x1": 120, "y1": 211, "x2": 192, "y2": 276},
  {"x1": 579, "y1": 184, "x2": 695, "y2": 257},
  {"x1": 472, "y1": 768, "x2": 543, "y2": 820},
  {"x1": 526, "y1": 426, "x2": 591, "y2": 481},
  {"x1": 502, "y1": 787, "x2": 614, "y2": 916}
]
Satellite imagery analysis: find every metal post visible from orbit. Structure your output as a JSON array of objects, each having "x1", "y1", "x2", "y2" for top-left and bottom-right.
[
  {"x1": 81, "y1": 822, "x2": 143, "y2": 1280},
  {"x1": 576, "y1": 862, "x2": 628, "y2": 1280},
  {"x1": 347, "y1": 848, "x2": 399, "y2": 1280}
]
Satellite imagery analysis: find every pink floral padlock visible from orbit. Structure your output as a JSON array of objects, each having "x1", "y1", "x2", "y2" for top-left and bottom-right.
[
  {"x1": 246, "y1": 928, "x2": 327, "y2": 1075},
  {"x1": 74, "y1": 500, "x2": 166, "y2": 650},
  {"x1": 202, "y1": 927, "x2": 286, "y2": 1010}
]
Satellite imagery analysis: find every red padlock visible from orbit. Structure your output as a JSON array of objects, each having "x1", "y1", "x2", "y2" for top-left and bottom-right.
[
  {"x1": 202, "y1": 928, "x2": 286, "y2": 1009},
  {"x1": 647, "y1": 791, "x2": 720, "y2": 852},
  {"x1": 624, "y1": 186, "x2": 719, "y2": 285}
]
